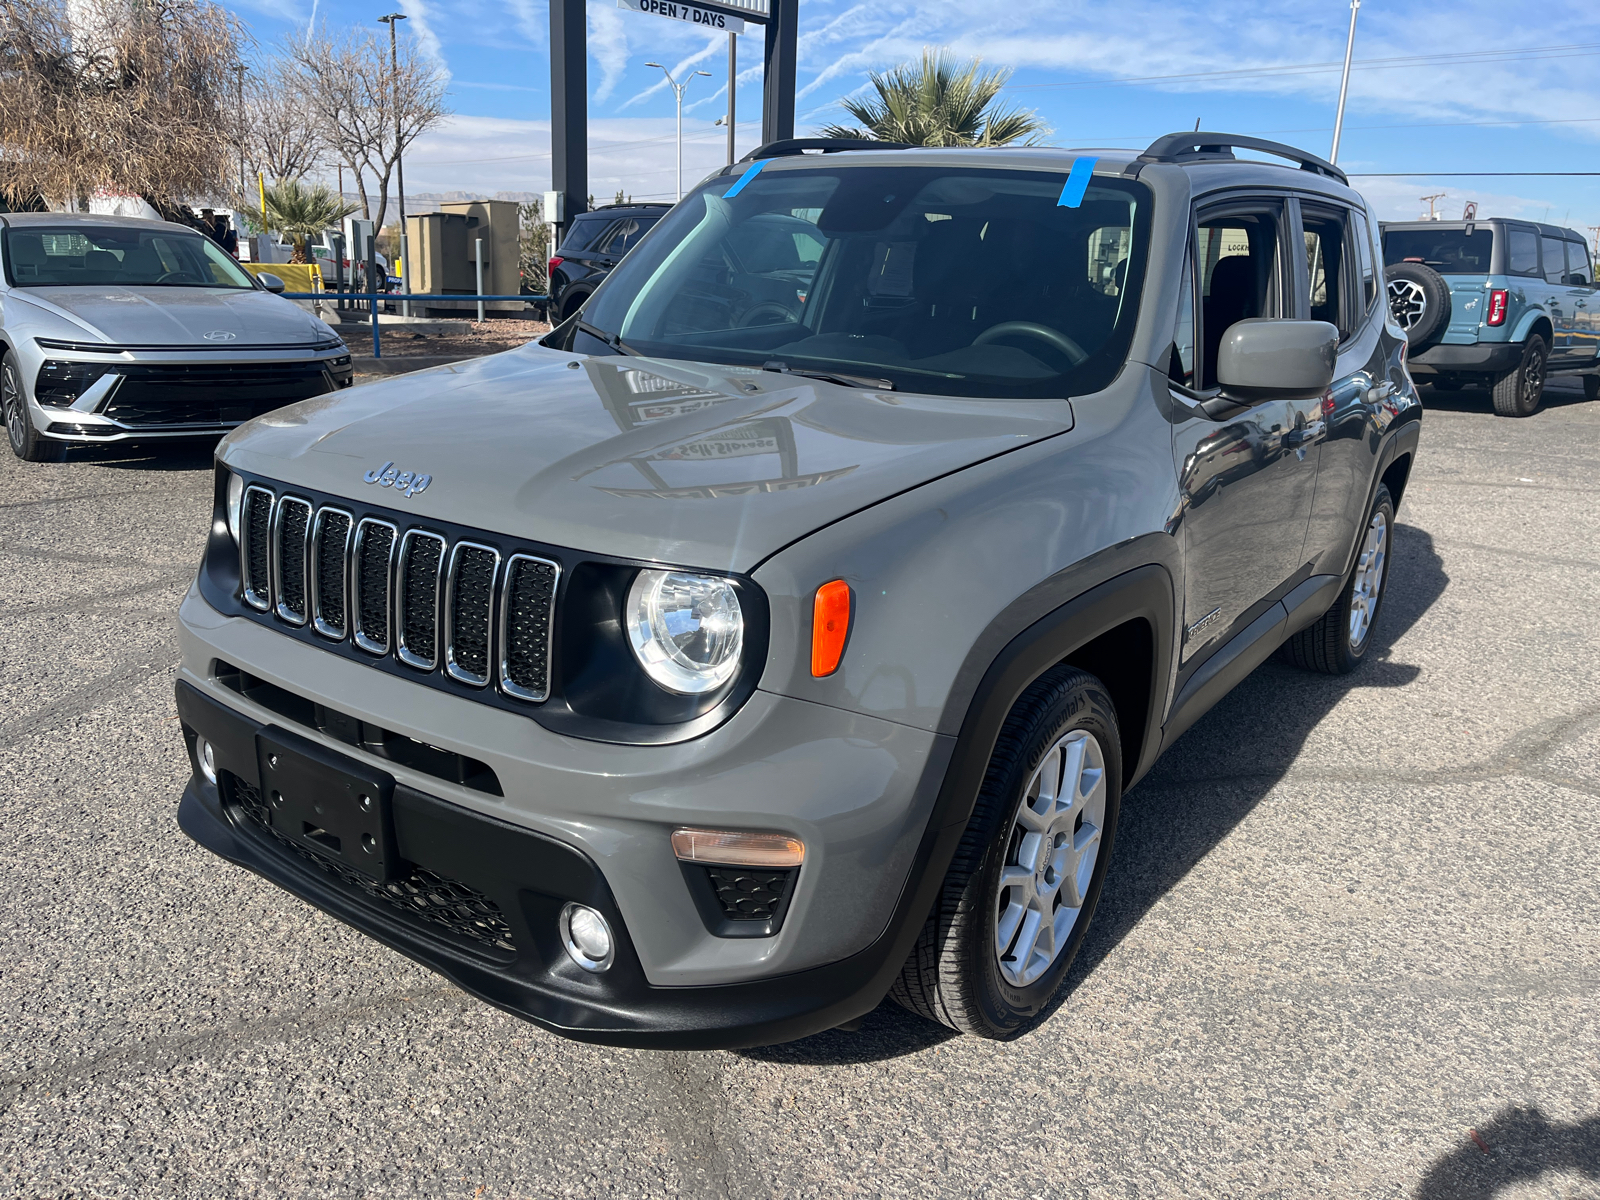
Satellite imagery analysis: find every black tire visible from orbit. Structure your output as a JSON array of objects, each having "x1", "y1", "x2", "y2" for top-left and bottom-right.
[
  {"x1": 890, "y1": 666, "x2": 1121, "y2": 1039},
  {"x1": 3, "y1": 349, "x2": 65, "y2": 463},
  {"x1": 1490, "y1": 335, "x2": 1548, "y2": 417},
  {"x1": 1584, "y1": 375, "x2": 1600, "y2": 401},
  {"x1": 1385, "y1": 262, "x2": 1449, "y2": 349},
  {"x1": 559, "y1": 291, "x2": 589, "y2": 323},
  {"x1": 1430, "y1": 376, "x2": 1464, "y2": 392},
  {"x1": 1282, "y1": 484, "x2": 1395, "y2": 675}
]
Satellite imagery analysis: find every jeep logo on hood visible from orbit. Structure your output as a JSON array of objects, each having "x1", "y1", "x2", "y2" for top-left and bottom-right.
[{"x1": 363, "y1": 461, "x2": 432, "y2": 497}]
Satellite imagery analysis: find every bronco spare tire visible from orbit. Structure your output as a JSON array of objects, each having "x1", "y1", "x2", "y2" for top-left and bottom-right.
[{"x1": 1386, "y1": 261, "x2": 1450, "y2": 348}]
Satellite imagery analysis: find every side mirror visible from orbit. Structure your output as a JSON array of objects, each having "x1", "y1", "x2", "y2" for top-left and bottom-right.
[
  {"x1": 1216, "y1": 318, "x2": 1338, "y2": 403},
  {"x1": 257, "y1": 272, "x2": 286, "y2": 294}
]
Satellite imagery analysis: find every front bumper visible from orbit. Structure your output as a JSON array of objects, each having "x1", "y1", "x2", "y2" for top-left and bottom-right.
[{"x1": 176, "y1": 585, "x2": 957, "y2": 1047}]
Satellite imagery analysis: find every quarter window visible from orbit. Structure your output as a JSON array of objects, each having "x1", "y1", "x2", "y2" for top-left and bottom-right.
[
  {"x1": 1352, "y1": 210, "x2": 1378, "y2": 310},
  {"x1": 1170, "y1": 249, "x2": 1196, "y2": 389}
]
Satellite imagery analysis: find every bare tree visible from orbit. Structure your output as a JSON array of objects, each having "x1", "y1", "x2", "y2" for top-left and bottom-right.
[
  {"x1": 238, "y1": 57, "x2": 325, "y2": 186},
  {"x1": 0, "y1": 0, "x2": 244, "y2": 207},
  {"x1": 284, "y1": 23, "x2": 448, "y2": 234}
]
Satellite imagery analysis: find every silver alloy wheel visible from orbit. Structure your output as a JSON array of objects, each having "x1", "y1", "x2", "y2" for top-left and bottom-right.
[
  {"x1": 993, "y1": 728, "x2": 1107, "y2": 987},
  {"x1": 1387, "y1": 278, "x2": 1428, "y2": 331},
  {"x1": 1348, "y1": 508, "x2": 1388, "y2": 650},
  {"x1": 2, "y1": 361, "x2": 25, "y2": 451}
]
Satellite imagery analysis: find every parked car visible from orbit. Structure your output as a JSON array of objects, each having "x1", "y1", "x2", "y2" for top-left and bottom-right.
[
  {"x1": 1380, "y1": 218, "x2": 1599, "y2": 415},
  {"x1": 173, "y1": 133, "x2": 1420, "y2": 1049},
  {"x1": 547, "y1": 202, "x2": 671, "y2": 322},
  {"x1": 1, "y1": 214, "x2": 353, "y2": 462}
]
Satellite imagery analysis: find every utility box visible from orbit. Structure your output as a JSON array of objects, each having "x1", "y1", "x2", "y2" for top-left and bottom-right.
[{"x1": 404, "y1": 200, "x2": 523, "y2": 315}]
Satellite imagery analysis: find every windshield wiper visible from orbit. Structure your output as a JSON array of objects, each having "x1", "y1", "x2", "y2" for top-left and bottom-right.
[
  {"x1": 763, "y1": 360, "x2": 895, "y2": 390},
  {"x1": 576, "y1": 320, "x2": 636, "y2": 355}
]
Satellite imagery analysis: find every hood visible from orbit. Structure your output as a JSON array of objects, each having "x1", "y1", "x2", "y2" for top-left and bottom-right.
[
  {"x1": 220, "y1": 345, "x2": 1077, "y2": 572},
  {"x1": 17, "y1": 286, "x2": 335, "y2": 347}
]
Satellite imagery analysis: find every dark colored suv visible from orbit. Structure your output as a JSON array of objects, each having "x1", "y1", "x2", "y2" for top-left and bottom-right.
[
  {"x1": 1381, "y1": 218, "x2": 1600, "y2": 415},
  {"x1": 548, "y1": 203, "x2": 672, "y2": 322}
]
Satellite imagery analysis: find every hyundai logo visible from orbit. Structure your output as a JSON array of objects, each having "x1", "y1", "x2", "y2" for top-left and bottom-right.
[
  {"x1": 202, "y1": 330, "x2": 237, "y2": 341},
  {"x1": 363, "y1": 461, "x2": 432, "y2": 498}
]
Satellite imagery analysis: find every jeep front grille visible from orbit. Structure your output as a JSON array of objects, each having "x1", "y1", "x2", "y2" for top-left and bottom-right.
[
  {"x1": 237, "y1": 484, "x2": 560, "y2": 705},
  {"x1": 272, "y1": 497, "x2": 312, "y2": 625},
  {"x1": 311, "y1": 509, "x2": 352, "y2": 639}
]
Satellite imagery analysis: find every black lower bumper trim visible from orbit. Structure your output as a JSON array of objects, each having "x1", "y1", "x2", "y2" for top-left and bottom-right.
[
  {"x1": 175, "y1": 679, "x2": 914, "y2": 1049},
  {"x1": 1407, "y1": 341, "x2": 1523, "y2": 373}
]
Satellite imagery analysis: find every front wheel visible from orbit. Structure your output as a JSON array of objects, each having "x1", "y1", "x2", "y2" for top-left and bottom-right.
[
  {"x1": 1282, "y1": 484, "x2": 1395, "y2": 675},
  {"x1": 3, "y1": 350, "x2": 65, "y2": 463},
  {"x1": 1491, "y1": 335, "x2": 1548, "y2": 417},
  {"x1": 890, "y1": 666, "x2": 1121, "y2": 1039}
]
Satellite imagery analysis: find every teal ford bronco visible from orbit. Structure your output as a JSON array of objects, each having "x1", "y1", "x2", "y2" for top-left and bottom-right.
[{"x1": 1381, "y1": 219, "x2": 1600, "y2": 416}]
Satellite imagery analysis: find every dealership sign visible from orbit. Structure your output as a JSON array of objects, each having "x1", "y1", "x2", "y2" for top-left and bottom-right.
[{"x1": 616, "y1": 0, "x2": 746, "y2": 33}]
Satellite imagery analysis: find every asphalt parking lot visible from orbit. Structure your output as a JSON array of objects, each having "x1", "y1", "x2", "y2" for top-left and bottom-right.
[{"x1": 1, "y1": 378, "x2": 1597, "y2": 1199}]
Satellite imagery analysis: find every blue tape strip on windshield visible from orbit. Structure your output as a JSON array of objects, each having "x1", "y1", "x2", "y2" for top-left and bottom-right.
[
  {"x1": 724, "y1": 159, "x2": 772, "y2": 198},
  {"x1": 1058, "y1": 157, "x2": 1099, "y2": 208}
]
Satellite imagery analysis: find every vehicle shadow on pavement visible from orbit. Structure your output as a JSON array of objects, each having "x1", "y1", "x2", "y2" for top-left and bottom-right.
[
  {"x1": 747, "y1": 522, "x2": 1447, "y2": 1065},
  {"x1": 1420, "y1": 380, "x2": 1591, "y2": 415},
  {"x1": 1055, "y1": 521, "x2": 1447, "y2": 1016},
  {"x1": 62, "y1": 441, "x2": 219, "y2": 472},
  {"x1": 1411, "y1": 1104, "x2": 1600, "y2": 1199}
]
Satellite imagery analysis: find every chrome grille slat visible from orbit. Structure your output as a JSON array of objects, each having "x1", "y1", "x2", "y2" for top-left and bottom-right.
[
  {"x1": 271, "y1": 497, "x2": 312, "y2": 625},
  {"x1": 240, "y1": 485, "x2": 274, "y2": 611},
  {"x1": 396, "y1": 530, "x2": 446, "y2": 670},
  {"x1": 311, "y1": 508, "x2": 352, "y2": 640},
  {"x1": 352, "y1": 518, "x2": 398, "y2": 655},
  {"x1": 445, "y1": 542, "x2": 500, "y2": 687},
  {"x1": 499, "y1": 554, "x2": 560, "y2": 702}
]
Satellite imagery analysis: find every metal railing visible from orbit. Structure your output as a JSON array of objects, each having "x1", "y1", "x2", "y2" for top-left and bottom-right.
[{"x1": 279, "y1": 292, "x2": 549, "y2": 358}]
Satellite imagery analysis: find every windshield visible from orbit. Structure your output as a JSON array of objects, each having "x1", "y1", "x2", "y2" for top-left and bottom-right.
[
  {"x1": 2, "y1": 225, "x2": 256, "y2": 289},
  {"x1": 1382, "y1": 228, "x2": 1493, "y2": 273},
  {"x1": 576, "y1": 164, "x2": 1151, "y2": 398}
]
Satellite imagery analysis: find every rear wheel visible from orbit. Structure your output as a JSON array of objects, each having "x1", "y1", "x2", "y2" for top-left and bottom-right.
[
  {"x1": 1282, "y1": 484, "x2": 1394, "y2": 675},
  {"x1": 890, "y1": 666, "x2": 1121, "y2": 1039},
  {"x1": 3, "y1": 349, "x2": 65, "y2": 463},
  {"x1": 1491, "y1": 335, "x2": 1548, "y2": 417}
]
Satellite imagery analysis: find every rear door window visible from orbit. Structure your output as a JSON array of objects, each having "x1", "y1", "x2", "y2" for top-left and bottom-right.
[
  {"x1": 1351, "y1": 210, "x2": 1378, "y2": 311},
  {"x1": 1300, "y1": 205, "x2": 1350, "y2": 337},
  {"x1": 599, "y1": 216, "x2": 659, "y2": 256},
  {"x1": 1542, "y1": 236, "x2": 1568, "y2": 284},
  {"x1": 1507, "y1": 229, "x2": 1540, "y2": 277}
]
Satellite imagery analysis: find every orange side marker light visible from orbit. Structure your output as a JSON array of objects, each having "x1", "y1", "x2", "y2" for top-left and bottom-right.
[{"x1": 811, "y1": 579, "x2": 852, "y2": 677}]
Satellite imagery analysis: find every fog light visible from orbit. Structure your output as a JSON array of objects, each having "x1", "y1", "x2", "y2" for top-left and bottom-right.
[
  {"x1": 559, "y1": 903, "x2": 614, "y2": 972},
  {"x1": 196, "y1": 737, "x2": 217, "y2": 785}
]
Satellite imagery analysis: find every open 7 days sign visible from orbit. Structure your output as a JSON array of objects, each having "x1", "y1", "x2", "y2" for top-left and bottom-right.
[{"x1": 616, "y1": 0, "x2": 746, "y2": 33}]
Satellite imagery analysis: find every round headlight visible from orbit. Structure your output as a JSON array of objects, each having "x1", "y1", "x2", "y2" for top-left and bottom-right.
[
  {"x1": 625, "y1": 569, "x2": 744, "y2": 695},
  {"x1": 225, "y1": 471, "x2": 244, "y2": 544}
]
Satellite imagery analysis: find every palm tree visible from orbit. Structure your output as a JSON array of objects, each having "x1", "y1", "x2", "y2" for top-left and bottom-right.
[
  {"x1": 238, "y1": 178, "x2": 358, "y2": 264},
  {"x1": 819, "y1": 49, "x2": 1050, "y2": 148}
]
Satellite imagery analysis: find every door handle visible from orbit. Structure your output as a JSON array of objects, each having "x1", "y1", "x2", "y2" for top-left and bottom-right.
[
  {"x1": 1578, "y1": 301, "x2": 1588, "y2": 308},
  {"x1": 1364, "y1": 380, "x2": 1396, "y2": 405},
  {"x1": 1286, "y1": 419, "x2": 1325, "y2": 445}
]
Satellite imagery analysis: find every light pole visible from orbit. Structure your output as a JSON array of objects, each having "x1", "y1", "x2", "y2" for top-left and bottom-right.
[
  {"x1": 378, "y1": 13, "x2": 409, "y2": 313},
  {"x1": 232, "y1": 62, "x2": 247, "y2": 195},
  {"x1": 1329, "y1": 0, "x2": 1360, "y2": 164},
  {"x1": 646, "y1": 62, "x2": 711, "y2": 201}
]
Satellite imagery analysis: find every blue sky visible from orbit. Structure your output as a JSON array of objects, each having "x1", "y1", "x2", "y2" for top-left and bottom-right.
[{"x1": 229, "y1": 0, "x2": 1600, "y2": 228}]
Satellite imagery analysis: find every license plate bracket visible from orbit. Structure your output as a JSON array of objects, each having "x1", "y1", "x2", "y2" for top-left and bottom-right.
[{"x1": 256, "y1": 728, "x2": 398, "y2": 882}]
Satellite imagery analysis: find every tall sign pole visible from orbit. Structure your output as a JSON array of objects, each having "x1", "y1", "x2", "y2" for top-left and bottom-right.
[
  {"x1": 379, "y1": 14, "x2": 409, "y2": 314},
  {"x1": 762, "y1": 0, "x2": 795, "y2": 144},
  {"x1": 725, "y1": 32, "x2": 737, "y2": 166},
  {"x1": 1329, "y1": 0, "x2": 1360, "y2": 165},
  {"x1": 551, "y1": 0, "x2": 588, "y2": 241}
]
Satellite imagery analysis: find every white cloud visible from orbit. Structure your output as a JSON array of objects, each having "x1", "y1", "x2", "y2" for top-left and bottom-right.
[
  {"x1": 588, "y1": 3, "x2": 631, "y2": 101},
  {"x1": 398, "y1": 0, "x2": 449, "y2": 80}
]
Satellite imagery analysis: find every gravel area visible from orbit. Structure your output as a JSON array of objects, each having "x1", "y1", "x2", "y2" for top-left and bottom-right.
[{"x1": 0, "y1": 377, "x2": 1596, "y2": 1198}]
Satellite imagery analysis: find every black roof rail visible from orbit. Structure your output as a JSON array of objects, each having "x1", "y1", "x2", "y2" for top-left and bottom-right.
[
  {"x1": 1138, "y1": 132, "x2": 1347, "y2": 185},
  {"x1": 739, "y1": 137, "x2": 916, "y2": 163}
]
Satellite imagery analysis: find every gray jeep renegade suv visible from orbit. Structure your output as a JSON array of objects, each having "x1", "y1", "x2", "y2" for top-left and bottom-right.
[{"x1": 173, "y1": 133, "x2": 1421, "y2": 1049}]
